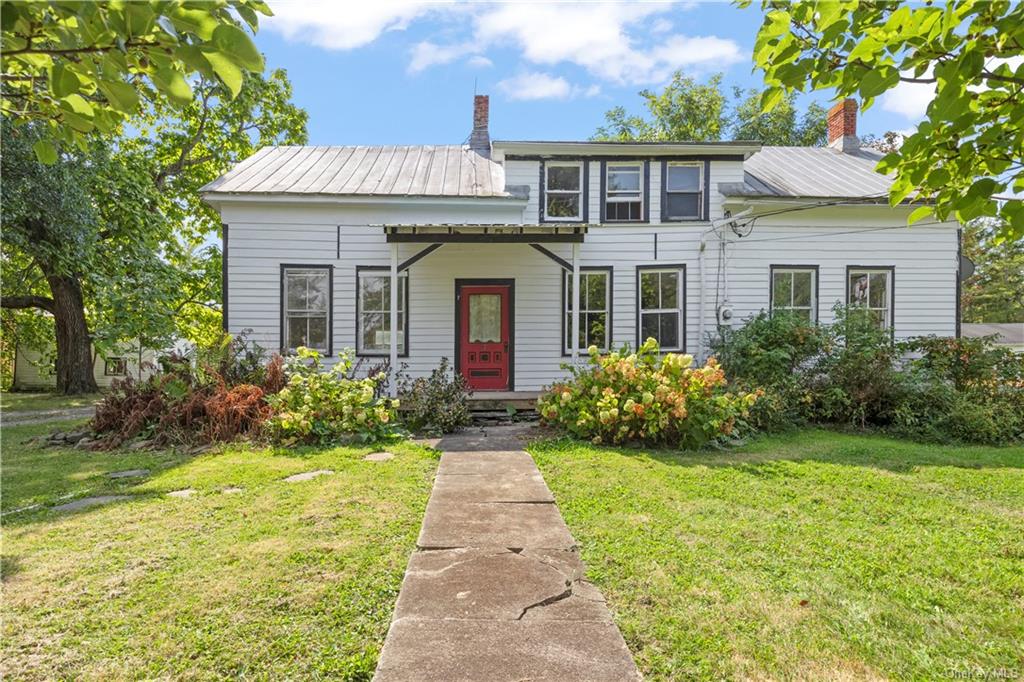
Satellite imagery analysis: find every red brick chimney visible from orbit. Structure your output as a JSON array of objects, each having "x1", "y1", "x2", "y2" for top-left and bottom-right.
[
  {"x1": 469, "y1": 94, "x2": 490, "y2": 158},
  {"x1": 827, "y1": 98, "x2": 859, "y2": 153}
]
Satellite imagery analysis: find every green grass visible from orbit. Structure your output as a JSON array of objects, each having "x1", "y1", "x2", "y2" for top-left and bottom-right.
[
  {"x1": 529, "y1": 429, "x2": 1024, "y2": 681},
  {"x1": 1, "y1": 391, "x2": 102, "y2": 412},
  {"x1": 2, "y1": 421, "x2": 438, "y2": 681}
]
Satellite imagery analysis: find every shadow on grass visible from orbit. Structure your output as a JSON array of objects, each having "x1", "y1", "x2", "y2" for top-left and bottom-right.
[{"x1": 530, "y1": 428, "x2": 1024, "y2": 474}]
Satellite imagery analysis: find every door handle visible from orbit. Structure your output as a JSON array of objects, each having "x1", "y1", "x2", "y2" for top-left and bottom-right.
[{"x1": 504, "y1": 342, "x2": 509, "y2": 351}]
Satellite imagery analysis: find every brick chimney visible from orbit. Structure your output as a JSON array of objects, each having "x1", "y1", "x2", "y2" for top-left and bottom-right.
[
  {"x1": 827, "y1": 98, "x2": 859, "y2": 153},
  {"x1": 469, "y1": 94, "x2": 490, "y2": 158}
]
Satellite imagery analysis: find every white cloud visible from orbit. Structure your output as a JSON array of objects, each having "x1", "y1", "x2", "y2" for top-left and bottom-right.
[
  {"x1": 474, "y1": 3, "x2": 743, "y2": 84},
  {"x1": 881, "y1": 78, "x2": 935, "y2": 120},
  {"x1": 467, "y1": 55, "x2": 493, "y2": 69},
  {"x1": 265, "y1": 1, "x2": 743, "y2": 87},
  {"x1": 496, "y1": 72, "x2": 600, "y2": 101},
  {"x1": 264, "y1": 1, "x2": 441, "y2": 51}
]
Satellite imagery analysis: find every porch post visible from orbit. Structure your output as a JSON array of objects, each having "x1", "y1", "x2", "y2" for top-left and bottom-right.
[
  {"x1": 571, "y1": 242, "x2": 580, "y2": 364},
  {"x1": 389, "y1": 242, "x2": 399, "y2": 397}
]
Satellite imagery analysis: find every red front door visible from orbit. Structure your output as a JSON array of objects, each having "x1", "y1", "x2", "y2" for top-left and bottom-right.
[{"x1": 457, "y1": 283, "x2": 511, "y2": 390}]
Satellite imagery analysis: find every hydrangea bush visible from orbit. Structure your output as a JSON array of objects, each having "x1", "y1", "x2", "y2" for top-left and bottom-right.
[
  {"x1": 538, "y1": 338, "x2": 760, "y2": 448},
  {"x1": 265, "y1": 348, "x2": 399, "y2": 445}
]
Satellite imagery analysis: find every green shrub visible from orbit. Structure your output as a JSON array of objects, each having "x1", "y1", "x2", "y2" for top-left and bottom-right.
[
  {"x1": 538, "y1": 339, "x2": 760, "y2": 448},
  {"x1": 396, "y1": 358, "x2": 471, "y2": 435},
  {"x1": 901, "y1": 335, "x2": 1024, "y2": 389},
  {"x1": 711, "y1": 311, "x2": 825, "y2": 430},
  {"x1": 265, "y1": 348, "x2": 399, "y2": 445}
]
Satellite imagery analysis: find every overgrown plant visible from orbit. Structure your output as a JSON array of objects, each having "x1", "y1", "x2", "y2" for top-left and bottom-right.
[
  {"x1": 538, "y1": 339, "x2": 760, "y2": 448},
  {"x1": 265, "y1": 348, "x2": 398, "y2": 445},
  {"x1": 396, "y1": 358, "x2": 471, "y2": 435}
]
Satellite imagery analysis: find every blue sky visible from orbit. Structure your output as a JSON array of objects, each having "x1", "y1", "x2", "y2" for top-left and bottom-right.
[{"x1": 255, "y1": 1, "x2": 931, "y2": 145}]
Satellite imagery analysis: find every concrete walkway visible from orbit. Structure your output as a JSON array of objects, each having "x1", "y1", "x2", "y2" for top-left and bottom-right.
[{"x1": 374, "y1": 425, "x2": 640, "y2": 681}]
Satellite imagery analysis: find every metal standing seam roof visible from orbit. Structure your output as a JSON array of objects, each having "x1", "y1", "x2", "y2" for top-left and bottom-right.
[
  {"x1": 725, "y1": 145, "x2": 894, "y2": 199},
  {"x1": 200, "y1": 145, "x2": 510, "y2": 198}
]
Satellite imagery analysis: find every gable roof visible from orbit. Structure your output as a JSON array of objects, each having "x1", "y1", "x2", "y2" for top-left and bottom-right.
[
  {"x1": 200, "y1": 145, "x2": 509, "y2": 198},
  {"x1": 722, "y1": 145, "x2": 893, "y2": 200}
]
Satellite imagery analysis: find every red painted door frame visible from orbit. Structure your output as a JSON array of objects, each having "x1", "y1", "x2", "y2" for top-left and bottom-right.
[{"x1": 455, "y1": 279, "x2": 514, "y2": 391}]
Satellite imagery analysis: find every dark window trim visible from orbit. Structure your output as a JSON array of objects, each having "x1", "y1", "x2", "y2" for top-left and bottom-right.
[
  {"x1": 540, "y1": 159, "x2": 585, "y2": 224},
  {"x1": 104, "y1": 357, "x2": 128, "y2": 377},
  {"x1": 956, "y1": 227, "x2": 962, "y2": 339},
  {"x1": 661, "y1": 159, "x2": 710, "y2": 222},
  {"x1": 505, "y1": 154, "x2": 745, "y2": 162},
  {"x1": 635, "y1": 264, "x2": 686, "y2": 352},
  {"x1": 221, "y1": 223, "x2": 229, "y2": 332},
  {"x1": 601, "y1": 160, "x2": 648, "y2": 224},
  {"x1": 454, "y1": 278, "x2": 516, "y2": 391},
  {"x1": 355, "y1": 265, "x2": 410, "y2": 358},
  {"x1": 280, "y1": 263, "x2": 334, "y2": 355},
  {"x1": 561, "y1": 265, "x2": 614, "y2": 356},
  {"x1": 769, "y1": 264, "x2": 820, "y2": 323},
  {"x1": 845, "y1": 265, "x2": 896, "y2": 332}
]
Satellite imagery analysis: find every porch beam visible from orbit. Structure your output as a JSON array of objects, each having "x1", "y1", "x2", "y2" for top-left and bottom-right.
[
  {"x1": 389, "y1": 243, "x2": 399, "y2": 397},
  {"x1": 386, "y1": 233, "x2": 584, "y2": 243},
  {"x1": 399, "y1": 243, "x2": 443, "y2": 272},
  {"x1": 571, "y1": 243, "x2": 580, "y2": 364},
  {"x1": 529, "y1": 243, "x2": 571, "y2": 271}
]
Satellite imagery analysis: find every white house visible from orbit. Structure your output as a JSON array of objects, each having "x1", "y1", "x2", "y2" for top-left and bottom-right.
[
  {"x1": 201, "y1": 97, "x2": 961, "y2": 395},
  {"x1": 12, "y1": 342, "x2": 160, "y2": 391}
]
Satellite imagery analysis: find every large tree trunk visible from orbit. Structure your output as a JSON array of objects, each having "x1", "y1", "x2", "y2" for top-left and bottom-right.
[{"x1": 46, "y1": 274, "x2": 98, "y2": 394}]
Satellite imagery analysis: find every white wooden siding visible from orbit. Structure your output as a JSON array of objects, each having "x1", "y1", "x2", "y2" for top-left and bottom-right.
[
  {"x1": 223, "y1": 199, "x2": 958, "y2": 391},
  {"x1": 13, "y1": 346, "x2": 159, "y2": 390}
]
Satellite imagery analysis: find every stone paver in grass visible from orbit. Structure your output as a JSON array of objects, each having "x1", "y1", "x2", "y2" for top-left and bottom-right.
[
  {"x1": 283, "y1": 469, "x2": 333, "y2": 483},
  {"x1": 222, "y1": 487, "x2": 243, "y2": 494},
  {"x1": 373, "y1": 426, "x2": 640, "y2": 682},
  {"x1": 167, "y1": 489, "x2": 195, "y2": 498},
  {"x1": 108, "y1": 469, "x2": 150, "y2": 479},
  {"x1": 364, "y1": 451, "x2": 395, "y2": 462},
  {"x1": 52, "y1": 495, "x2": 129, "y2": 513}
]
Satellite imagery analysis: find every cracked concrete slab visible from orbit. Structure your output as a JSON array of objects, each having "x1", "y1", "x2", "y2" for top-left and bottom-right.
[
  {"x1": 52, "y1": 495, "x2": 129, "y2": 512},
  {"x1": 283, "y1": 469, "x2": 333, "y2": 482},
  {"x1": 374, "y1": 425, "x2": 639, "y2": 681},
  {"x1": 417, "y1": 500, "x2": 575, "y2": 550},
  {"x1": 374, "y1": 619, "x2": 640, "y2": 682},
  {"x1": 394, "y1": 547, "x2": 608, "y2": 622},
  {"x1": 430, "y1": 472, "x2": 554, "y2": 503}
]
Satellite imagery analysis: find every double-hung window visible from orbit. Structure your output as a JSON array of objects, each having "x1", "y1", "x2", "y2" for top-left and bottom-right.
[
  {"x1": 664, "y1": 162, "x2": 703, "y2": 220},
  {"x1": 564, "y1": 268, "x2": 611, "y2": 353},
  {"x1": 771, "y1": 266, "x2": 818, "y2": 322},
  {"x1": 544, "y1": 162, "x2": 583, "y2": 221},
  {"x1": 637, "y1": 266, "x2": 685, "y2": 351},
  {"x1": 357, "y1": 269, "x2": 407, "y2": 355},
  {"x1": 104, "y1": 358, "x2": 128, "y2": 376},
  {"x1": 847, "y1": 267, "x2": 894, "y2": 329},
  {"x1": 282, "y1": 266, "x2": 332, "y2": 352},
  {"x1": 604, "y1": 162, "x2": 643, "y2": 221}
]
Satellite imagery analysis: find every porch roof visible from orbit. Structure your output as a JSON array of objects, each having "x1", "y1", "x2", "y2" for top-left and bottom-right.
[{"x1": 379, "y1": 223, "x2": 588, "y2": 243}]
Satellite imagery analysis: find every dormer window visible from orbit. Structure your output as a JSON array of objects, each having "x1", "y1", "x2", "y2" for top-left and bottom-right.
[
  {"x1": 664, "y1": 162, "x2": 703, "y2": 221},
  {"x1": 544, "y1": 162, "x2": 583, "y2": 221},
  {"x1": 604, "y1": 162, "x2": 643, "y2": 222}
]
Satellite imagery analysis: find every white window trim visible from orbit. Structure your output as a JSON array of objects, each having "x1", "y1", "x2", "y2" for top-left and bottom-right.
[
  {"x1": 544, "y1": 161, "x2": 583, "y2": 222},
  {"x1": 664, "y1": 161, "x2": 704, "y2": 221},
  {"x1": 770, "y1": 266, "x2": 818, "y2": 322},
  {"x1": 104, "y1": 357, "x2": 128, "y2": 377},
  {"x1": 637, "y1": 267, "x2": 685, "y2": 351},
  {"x1": 283, "y1": 266, "x2": 332, "y2": 353},
  {"x1": 847, "y1": 267, "x2": 894, "y2": 329},
  {"x1": 564, "y1": 269, "x2": 612, "y2": 354},
  {"x1": 604, "y1": 161, "x2": 644, "y2": 222},
  {"x1": 357, "y1": 269, "x2": 408, "y2": 356}
]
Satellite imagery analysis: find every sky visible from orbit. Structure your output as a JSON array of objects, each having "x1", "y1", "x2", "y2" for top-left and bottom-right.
[{"x1": 253, "y1": 1, "x2": 934, "y2": 145}]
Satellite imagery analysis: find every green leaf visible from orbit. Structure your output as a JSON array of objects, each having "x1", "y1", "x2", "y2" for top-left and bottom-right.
[
  {"x1": 32, "y1": 138, "x2": 58, "y2": 164},
  {"x1": 50, "y1": 63, "x2": 80, "y2": 98},
  {"x1": 61, "y1": 93, "x2": 94, "y2": 117},
  {"x1": 97, "y1": 79, "x2": 140, "y2": 114},
  {"x1": 203, "y1": 50, "x2": 243, "y2": 97},
  {"x1": 151, "y1": 67, "x2": 193, "y2": 105},
  {"x1": 906, "y1": 205, "x2": 933, "y2": 225},
  {"x1": 212, "y1": 24, "x2": 263, "y2": 72}
]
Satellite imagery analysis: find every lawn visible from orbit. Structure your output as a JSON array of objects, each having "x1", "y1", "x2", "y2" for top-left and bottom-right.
[
  {"x1": 2, "y1": 420, "x2": 438, "y2": 681},
  {"x1": 1, "y1": 391, "x2": 102, "y2": 412},
  {"x1": 529, "y1": 429, "x2": 1024, "y2": 681}
]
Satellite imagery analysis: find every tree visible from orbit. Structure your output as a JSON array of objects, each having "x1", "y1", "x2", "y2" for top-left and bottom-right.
[
  {"x1": 962, "y1": 219, "x2": 1024, "y2": 323},
  {"x1": 745, "y1": 0, "x2": 1024, "y2": 242},
  {"x1": 593, "y1": 70, "x2": 828, "y2": 145},
  {"x1": 1, "y1": 70, "x2": 307, "y2": 394},
  {"x1": 1, "y1": 0, "x2": 271, "y2": 162}
]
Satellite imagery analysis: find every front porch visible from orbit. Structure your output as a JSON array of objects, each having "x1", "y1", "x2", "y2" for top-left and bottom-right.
[{"x1": 467, "y1": 391, "x2": 540, "y2": 411}]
